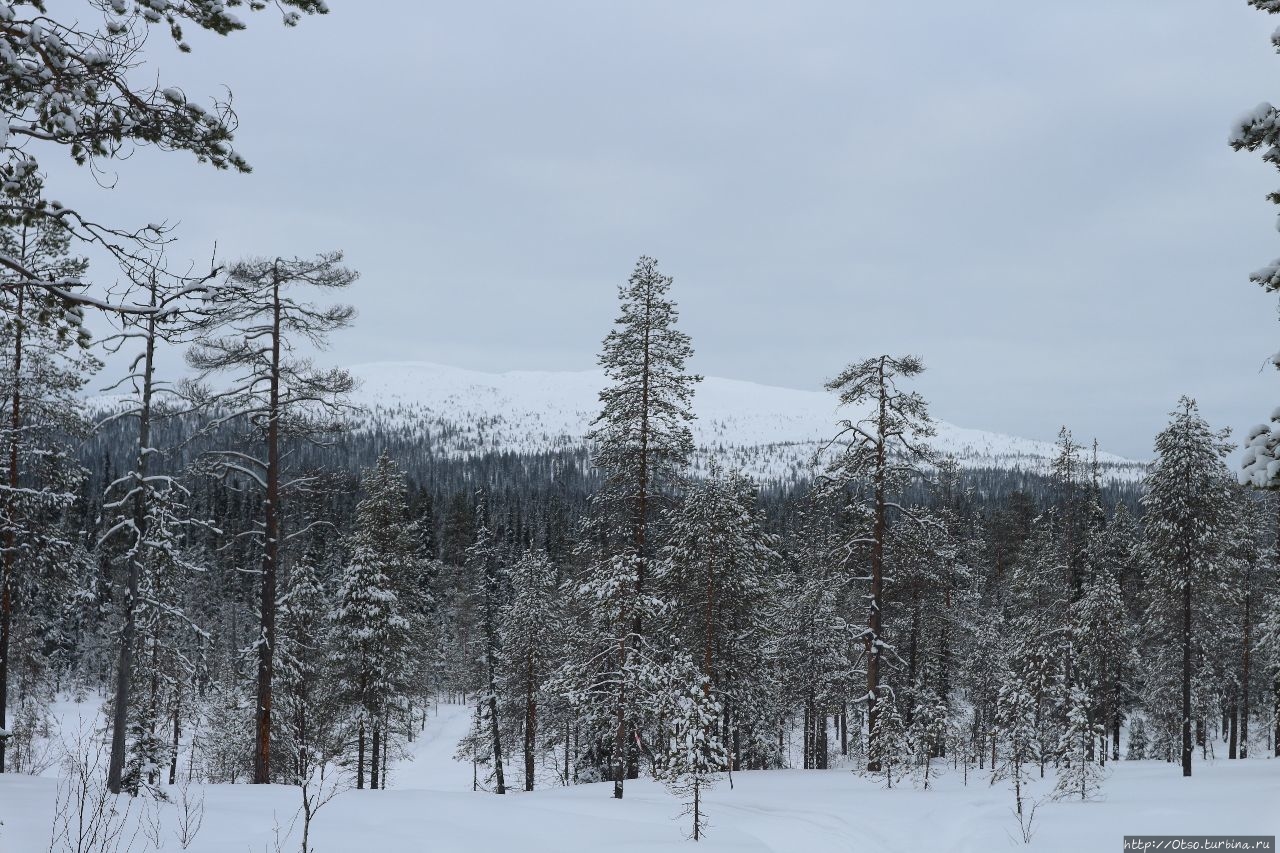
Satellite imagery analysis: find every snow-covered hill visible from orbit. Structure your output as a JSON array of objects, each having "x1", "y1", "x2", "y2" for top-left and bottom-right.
[{"x1": 344, "y1": 362, "x2": 1147, "y2": 484}]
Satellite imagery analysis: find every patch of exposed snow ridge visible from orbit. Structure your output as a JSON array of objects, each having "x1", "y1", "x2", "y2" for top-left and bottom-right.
[{"x1": 344, "y1": 362, "x2": 1146, "y2": 484}]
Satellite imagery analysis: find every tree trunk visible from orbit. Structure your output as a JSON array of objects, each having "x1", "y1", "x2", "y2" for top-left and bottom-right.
[
  {"x1": 1182, "y1": 581, "x2": 1192, "y2": 777},
  {"x1": 692, "y1": 778, "x2": 701, "y2": 842},
  {"x1": 803, "y1": 693, "x2": 814, "y2": 769},
  {"x1": 866, "y1": 358, "x2": 888, "y2": 773},
  {"x1": 253, "y1": 271, "x2": 283, "y2": 785},
  {"x1": 1228, "y1": 696, "x2": 1238, "y2": 760},
  {"x1": 370, "y1": 723, "x2": 380, "y2": 789},
  {"x1": 905, "y1": 582, "x2": 920, "y2": 728},
  {"x1": 169, "y1": 691, "x2": 181, "y2": 786},
  {"x1": 356, "y1": 718, "x2": 365, "y2": 789},
  {"x1": 613, "y1": 637, "x2": 627, "y2": 798},
  {"x1": 147, "y1": 642, "x2": 160, "y2": 787},
  {"x1": 1242, "y1": 568, "x2": 1252, "y2": 760},
  {"x1": 1274, "y1": 500, "x2": 1280, "y2": 759},
  {"x1": 818, "y1": 713, "x2": 828, "y2": 769},
  {"x1": 109, "y1": 290, "x2": 157, "y2": 794},
  {"x1": 489, "y1": 690, "x2": 506, "y2": 794},
  {"x1": 1273, "y1": 675, "x2": 1280, "y2": 758},
  {"x1": 0, "y1": 286, "x2": 22, "y2": 775},
  {"x1": 524, "y1": 651, "x2": 536, "y2": 791}
]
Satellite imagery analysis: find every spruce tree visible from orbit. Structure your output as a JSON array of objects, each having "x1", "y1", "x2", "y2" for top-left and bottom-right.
[
  {"x1": 498, "y1": 548, "x2": 563, "y2": 792},
  {"x1": 652, "y1": 661, "x2": 728, "y2": 842},
  {"x1": 1053, "y1": 685, "x2": 1105, "y2": 801},
  {"x1": 867, "y1": 692, "x2": 907, "y2": 788},
  {"x1": 660, "y1": 463, "x2": 778, "y2": 771},
  {"x1": 1125, "y1": 716, "x2": 1148, "y2": 760},
  {"x1": 908, "y1": 677, "x2": 948, "y2": 789},
  {"x1": 993, "y1": 674, "x2": 1041, "y2": 832},
  {"x1": 277, "y1": 557, "x2": 340, "y2": 787},
  {"x1": 1142, "y1": 397, "x2": 1233, "y2": 777},
  {"x1": 331, "y1": 453, "x2": 415, "y2": 790},
  {"x1": 1069, "y1": 562, "x2": 1137, "y2": 766}
]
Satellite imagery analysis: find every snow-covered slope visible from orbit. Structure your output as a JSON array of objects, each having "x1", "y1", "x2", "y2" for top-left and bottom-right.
[{"x1": 344, "y1": 362, "x2": 1146, "y2": 483}]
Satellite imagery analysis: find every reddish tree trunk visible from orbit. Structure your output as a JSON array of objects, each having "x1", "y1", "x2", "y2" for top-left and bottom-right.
[{"x1": 253, "y1": 270, "x2": 282, "y2": 784}]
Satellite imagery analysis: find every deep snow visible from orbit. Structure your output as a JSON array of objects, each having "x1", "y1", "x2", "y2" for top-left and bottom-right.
[{"x1": 3, "y1": 695, "x2": 1276, "y2": 853}]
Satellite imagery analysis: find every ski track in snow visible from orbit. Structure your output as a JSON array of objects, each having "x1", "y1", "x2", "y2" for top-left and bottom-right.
[{"x1": 388, "y1": 700, "x2": 474, "y2": 792}]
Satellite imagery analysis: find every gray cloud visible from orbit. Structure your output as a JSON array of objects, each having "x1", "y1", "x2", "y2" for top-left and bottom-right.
[{"x1": 66, "y1": 0, "x2": 1280, "y2": 458}]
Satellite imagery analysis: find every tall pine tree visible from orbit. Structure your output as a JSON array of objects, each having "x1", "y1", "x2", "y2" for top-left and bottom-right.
[{"x1": 580, "y1": 256, "x2": 700, "y2": 799}]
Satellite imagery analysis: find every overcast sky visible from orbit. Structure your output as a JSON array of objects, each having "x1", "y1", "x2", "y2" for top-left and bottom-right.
[{"x1": 59, "y1": 1, "x2": 1280, "y2": 458}]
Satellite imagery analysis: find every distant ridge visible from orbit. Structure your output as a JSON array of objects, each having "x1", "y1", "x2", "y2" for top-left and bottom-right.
[{"x1": 341, "y1": 362, "x2": 1147, "y2": 484}]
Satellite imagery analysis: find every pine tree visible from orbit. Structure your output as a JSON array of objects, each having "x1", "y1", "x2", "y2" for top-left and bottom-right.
[
  {"x1": 1049, "y1": 428, "x2": 1091, "y2": 593},
  {"x1": 97, "y1": 257, "x2": 207, "y2": 794},
  {"x1": 581, "y1": 255, "x2": 700, "y2": 799},
  {"x1": 183, "y1": 252, "x2": 356, "y2": 784},
  {"x1": 818, "y1": 354, "x2": 935, "y2": 772},
  {"x1": 0, "y1": 0, "x2": 329, "y2": 319},
  {"x1": 1231, "y1": 0, "x2": 1280, "y2": 493},
  {"x1": 1142, "y1": 397, "x2": 1234, "y2": 777}
]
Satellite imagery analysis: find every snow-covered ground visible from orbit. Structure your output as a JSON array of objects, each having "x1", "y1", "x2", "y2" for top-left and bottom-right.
[
  {"x1": 342, "y1": 362, "x2": 1148, "y2": 484},
  {"x1": 3, "y1": 695, "x2": 1276, "y2": 853}
]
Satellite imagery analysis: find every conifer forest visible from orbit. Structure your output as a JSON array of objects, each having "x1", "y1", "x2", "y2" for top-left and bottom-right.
[{"x1": 0, "y1": 1, "x2": 1278, "y2": 851}]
